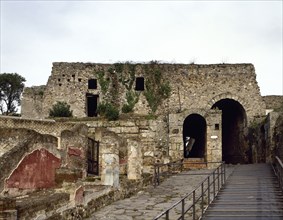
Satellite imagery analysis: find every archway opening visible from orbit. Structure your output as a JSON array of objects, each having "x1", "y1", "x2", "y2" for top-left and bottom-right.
[
  {"x1": 212, "y1": 99, "x2": 247, "y2": 164},
  {"x1": 183, "y1": 114, "x2": 206, "y2": 158}
]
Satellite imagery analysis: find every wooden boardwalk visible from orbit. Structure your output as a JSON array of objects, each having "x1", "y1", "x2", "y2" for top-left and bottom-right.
[{"x1": 202, "y1": 164, "x2": 283, "y2": 220}]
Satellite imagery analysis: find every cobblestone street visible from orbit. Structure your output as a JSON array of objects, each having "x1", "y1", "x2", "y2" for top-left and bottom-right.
[{"x1": 87, "y1": 166, "x2": 235, "y2": 220}]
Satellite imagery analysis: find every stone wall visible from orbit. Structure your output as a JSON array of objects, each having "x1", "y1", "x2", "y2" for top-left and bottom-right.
[
  {"x1": 0, "y1": 116, "x2": 84, "y2": 137},
  {"x1": 263, "y1": 95, "x2": 283, "y2": 110},
  {"x1": 21, "y1": 86, "x2": 45, "y2": 119},
  {"x1": 86, "y1": 116, "x2": 162, "y2": 175},
  {"x1": 0, "y1": 128, "x2": 58, "y2": 193},
  {"x1": 0, "y1": 120, "x2": 89, "y2": 195},
  {"x1": 22, "y1": 62, "x2": 266, "y2": 125},
  {"x1": 273, "y1": 113, "x2": 283, "y2": 161}
]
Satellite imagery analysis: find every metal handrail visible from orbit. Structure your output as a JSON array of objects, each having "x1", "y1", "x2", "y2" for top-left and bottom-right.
[
  {"x1": 153, "y1": 159, "x2": 184, "y2": 187},
  {"x1": 153, "y1": 162, "x2": 226, "y2": 220},
  {"x1": 274, "y1": 156, "x2": 283, "y2": 192}
]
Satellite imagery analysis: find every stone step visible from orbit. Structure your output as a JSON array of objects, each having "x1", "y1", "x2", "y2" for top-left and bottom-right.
[{"x1": 183, "y1": 158, "x2": 207, "y2": 169}]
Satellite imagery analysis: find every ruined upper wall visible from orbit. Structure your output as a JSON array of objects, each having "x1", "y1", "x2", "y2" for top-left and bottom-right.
[
  {"x1": 263, "y1": 95, "x2": 283, "y2": 111},
  {"x1": 22, "y1": 62, "x2": 266, "y2": 123},
  {"x1": 21, "y1": 85, "x2": 45, "y2": 119}
]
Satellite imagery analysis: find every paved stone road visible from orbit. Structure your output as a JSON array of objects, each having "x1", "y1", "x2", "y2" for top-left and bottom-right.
[{"x1": 87, "y1": 166, "x2": 235, "y2": 220}]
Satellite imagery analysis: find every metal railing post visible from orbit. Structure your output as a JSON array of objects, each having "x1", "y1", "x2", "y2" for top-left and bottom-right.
[
  {"x1": 208, "y1": 176, "x2": 210, "y2": 204},
  {"x1": 217, "y1": 166, "x2": 220, "y2": 191},
  {"x1": 221, "y1": 163, "x2": 224, "y2": 186},
  {"x1": 201, "y1": 182, "x2": 204, "y2": 216},
  {"x1": 154, "y1": 164, "x2": 157, "y2": 187},
  {"x1": 181, "y1": 199, "x2": 185, "y2": 220},
  {"x1": 166, "y1": 210, "x2": 169, "y2": 220},
  {"x1": 157, "y1": 166, "x2": 160, "y2": 186},
  {"x1": 193, "y1": 191, "x2": 196, "y2": 220},
  {"x1": 213, "y1": 171, "x2": 216, "y2": 199}
]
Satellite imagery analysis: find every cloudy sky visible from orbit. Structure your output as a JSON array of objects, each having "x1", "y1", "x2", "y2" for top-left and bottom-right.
[{"x1": 0, "y1": 0, "x2": 282, "y2": 95}]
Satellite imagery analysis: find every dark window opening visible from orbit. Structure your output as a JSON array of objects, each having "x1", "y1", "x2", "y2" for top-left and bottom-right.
[
  {"x1": 58, "y1": 78, "x2": 61, "y2": 82},
  {"x1": 72, "y1": 74, "x2": 75, "y2": 78},
  {"x1": 88, "y1": 79, "x2": 97, "y2": 89},
  {"x1": 59, "y1": 83, "x2": 62, "y2": 87},
  {"x1": 78, "y1": 78, "x2": 82, "y2": 82},
  {"x1": 215, "y1": 124, "x2": 220, "y2": 130},
  {"x1": 135, "y1": 77, "x2": 144, "y2": 91},
  {"x1": 86, "y1": 94, "x2": 98, "y2": 117},
  {"x1": 62, "y1": 74, "x2": 65, "y2": 77},
  {"x1": 67, "y1": 79, "x2": 70, "y2": 82}
]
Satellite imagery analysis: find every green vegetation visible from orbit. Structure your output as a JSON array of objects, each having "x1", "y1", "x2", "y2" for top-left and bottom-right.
[
  {"x1": 97, "y1": 101, "x2": 119, "y2": 120},
  {"x1": 92, "y1": 61, "x2": 171, "y2": 117},
  {"x1": 144, "y1": 66, "x2": 171, "y2": 113},
  {"x1": 0, "y1": 72, "x2": 26, "y2": 115},
  {"x1": 49, "y1": 101, "x2": 73, "y2": 117},
  {"x1": 122, "y1": 91, "x2": 139, "y2": 113},
  {"x1": 96, "y1": 70, "x2": 110, "y2": 94}
]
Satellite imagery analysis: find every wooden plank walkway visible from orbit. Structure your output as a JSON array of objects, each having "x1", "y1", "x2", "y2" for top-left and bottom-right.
[{"x1": 202, "y1": 164, "x2": 283, "y2": 220}]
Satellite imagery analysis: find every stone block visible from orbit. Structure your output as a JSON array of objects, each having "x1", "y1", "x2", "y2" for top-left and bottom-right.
[{"x1": 127, "y1": 140, "x2": 142, "y2": 180}]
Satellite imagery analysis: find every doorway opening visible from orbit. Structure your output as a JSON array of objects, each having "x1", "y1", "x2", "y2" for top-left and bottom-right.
[
  {"x1": 86, "y1": 94, "x2": 98, "y2": 117},
  {"x1": 183, "y1": 114, "x2": 206, "y2": 158},
  {"x1": 87, "y1": 138, "x2": 99, "y2": 175},
  {"x1": 212, "y1": 99, "x2": 247, "y2": 164}
]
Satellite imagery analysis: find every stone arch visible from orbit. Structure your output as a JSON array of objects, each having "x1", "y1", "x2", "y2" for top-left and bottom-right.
[
  {"x1": 206, "y1": 92, "x2": 247, "y2": 116},
  {"x1": 211, "y1": 97, "x2": 249, "y2": 164},
  {"x1": 183, "y1": 113, "x2": 207, "y2": 158}
]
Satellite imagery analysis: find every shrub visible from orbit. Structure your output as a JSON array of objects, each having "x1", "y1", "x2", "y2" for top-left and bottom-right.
[
  {"x1": 122, "y1": 91, "x2": 139, "y2": 113},
  {"x1": 122, "y1": 104, "x2": 132, "y2": 113},
  {"x1": 49, "y1": 101, "x2": 73, "y2": 117},
  {"x1": 97, "y1": 102, "x2": 119, "y2": 121}
]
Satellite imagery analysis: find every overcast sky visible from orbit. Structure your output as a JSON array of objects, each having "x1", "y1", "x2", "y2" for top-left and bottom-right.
[{"x1": 0, "y1": 0, "x2": 282, "y2": 95}]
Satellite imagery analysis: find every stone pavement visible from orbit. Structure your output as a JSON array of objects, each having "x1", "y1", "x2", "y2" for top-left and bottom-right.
[{"x1": 86, "y1": 166, "x2": 235, "y2": 220}]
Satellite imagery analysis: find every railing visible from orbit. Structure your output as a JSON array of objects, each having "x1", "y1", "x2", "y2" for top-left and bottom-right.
[
  {"x1": 274, "y1": 156, "x2": 283, "y2": 192},
  {"x1": 153, "y1": 162, "x2": 226, "y2": 220},
  {"x1": 153, "y1": 159, "x2": 183, "y2": 187}
]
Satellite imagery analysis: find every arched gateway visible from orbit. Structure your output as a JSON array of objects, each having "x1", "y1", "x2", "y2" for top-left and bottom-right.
[
  {"x1": 211, "y1": 98, "x2": 248, "y2": 164},
  {"x1": 183, "y1": 114, "x2": 206, "y2": 159}
]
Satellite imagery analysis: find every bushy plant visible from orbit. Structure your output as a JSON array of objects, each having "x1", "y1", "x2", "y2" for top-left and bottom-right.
[
  {"x1": 122, "y1": 104, "x2": 132, "y2": 113},
  {"x1": 97, "y1": 102, "x2": 119, "y2": 120},
  {"x1": 49, "y1": 101, "x2": 73, "y2": 117},
  {"x1": 122, "y1": 91, "x2": 139, "y2": 113}
]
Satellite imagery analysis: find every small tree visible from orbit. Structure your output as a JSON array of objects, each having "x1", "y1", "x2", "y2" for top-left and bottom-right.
[
  {"x1": 0, "y1": 73, "x2": 26, "y2": 115},
  {"x1": 49, "y1": 101, "x2": 73, "y2": 117}
]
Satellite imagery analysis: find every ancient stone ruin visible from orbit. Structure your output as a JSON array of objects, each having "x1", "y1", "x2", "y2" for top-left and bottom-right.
[{"x1": 1, "y1": 62, "x2": 282, "y2": 219}]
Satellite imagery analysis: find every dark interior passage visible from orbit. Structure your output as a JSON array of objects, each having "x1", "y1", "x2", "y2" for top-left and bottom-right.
[
  {"x1": 86, "y1": 94, "x2": 98, "y2": 117},
  {"x1": 183, "y1": 114, "x2": 206, "y2": 158},
  {"x1": 212, "y1": 99, "x2": 247, "y2": 164}
]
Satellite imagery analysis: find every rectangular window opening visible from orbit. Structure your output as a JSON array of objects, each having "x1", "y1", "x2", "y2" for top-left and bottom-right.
[
  {"x1": 135, "y1": 77, "x2": 144, "y2": 91},
  {"x1": 215, "y1": 124, "x2": 220, "y2": 130},
  {"x1": 88, "y1": 79, "x2": 97, "y2": 89}
]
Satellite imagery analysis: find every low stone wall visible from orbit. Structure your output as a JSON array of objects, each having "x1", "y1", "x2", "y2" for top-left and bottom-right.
[{"x1": 0, "y1": 116, "x2": 82, "y2": 137}]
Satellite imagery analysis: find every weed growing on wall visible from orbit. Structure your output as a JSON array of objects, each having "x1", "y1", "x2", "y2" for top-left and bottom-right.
[
  {"x1": 96, "y1": 70, "x2": 110, "y2": 94},
  {"x1": 97, "y1": 101, "x2": 119, "y2": 120},
  {"x1": 144, "y1": 64, "x2": 171, "y2": 113},
  {"x1": 122, "y1": 91, "x2": 139, "y2": 113},
  {"x1": 93, "y1": 62, "x2": 171, "y2": 116}
]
